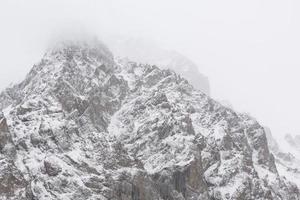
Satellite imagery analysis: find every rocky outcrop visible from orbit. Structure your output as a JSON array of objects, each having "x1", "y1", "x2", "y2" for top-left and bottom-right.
[
  {"x1": 0, "y1": 114, "x2": 9, "y2": 150},
  {"x1": 0, "y1": 113, "x2": 16, "y2": 158},
  {"x1": 44, "y1": 157, "x2": 62, "y2": 176}
]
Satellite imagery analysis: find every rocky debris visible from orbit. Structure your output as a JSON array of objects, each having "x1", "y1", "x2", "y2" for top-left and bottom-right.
[{"x1": 0, "y1": 38, "x2": 299, "y2": 199}]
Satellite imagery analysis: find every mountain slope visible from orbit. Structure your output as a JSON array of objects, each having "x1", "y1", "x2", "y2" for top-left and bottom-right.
[
  {"x1": 0, "y1": 38, "x2": 299, "y2": 200},
  {"x1": 102, "y1": 35, "x2": 210, "y2": 95},
  {"x1": 266, "y1": 129, "x2": 300, "y2": 188}
]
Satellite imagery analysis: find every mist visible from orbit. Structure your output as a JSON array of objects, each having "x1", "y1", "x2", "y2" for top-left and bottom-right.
[{"x1": 1, "y1": 0, "x2": 300, "y2": 140}]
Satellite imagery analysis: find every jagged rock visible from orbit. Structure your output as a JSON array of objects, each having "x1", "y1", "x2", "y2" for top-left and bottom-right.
[
  {"x1": 0, "y1": 115, "x2": 16, "y2": 158},
  {"x1": 0, "y1": 155, "x2": 30, "y2": 199},
  {"x1": 0, "y1": 116, "x2": 10, "y2": 150},
  {"x1": 16, "y1": 106, "x2": 33, "y2": 115},
  {"x1": 44, "y1": 157, "x2": 62, "y2": 176}
]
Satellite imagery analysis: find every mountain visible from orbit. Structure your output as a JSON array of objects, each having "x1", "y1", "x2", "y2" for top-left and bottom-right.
[
  {"x1": 0, "y1": 38, "x2": 299, "y2": 200},
  {"x1": 102, "y1": 35, "x2": 210, "y2": 95},
  {"x1": 265, "y1": 129, "x2": 300, "y2": 189}
]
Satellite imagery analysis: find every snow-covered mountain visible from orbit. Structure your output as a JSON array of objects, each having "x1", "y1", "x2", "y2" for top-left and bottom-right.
[
  {"x1": 265, "y1": 128, "x2": 300, "y2": 188},
  {"x1": 0, "y1": 38, "x2": 299, "y2": 199},
  {"x1": 102, "y1": 35, "x2": 210, "y2": 95}
]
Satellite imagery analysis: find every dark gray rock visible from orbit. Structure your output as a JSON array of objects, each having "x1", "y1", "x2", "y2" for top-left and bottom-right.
[{"x1": 44, "y1": 158, "x2": 62, "y2": 176}]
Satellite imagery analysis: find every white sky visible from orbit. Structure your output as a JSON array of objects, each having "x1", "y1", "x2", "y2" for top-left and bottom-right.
[{"x1": 0, "y1": 0, "x2": 299, "y2": 139}]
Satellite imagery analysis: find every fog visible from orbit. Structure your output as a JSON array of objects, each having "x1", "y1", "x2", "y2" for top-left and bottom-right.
[{"x1": 1, "y1": 0, "x2": 300, "y2": 139}]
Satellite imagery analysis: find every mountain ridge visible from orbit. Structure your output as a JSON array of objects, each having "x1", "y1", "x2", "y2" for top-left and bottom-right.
[{"x1": 102, "y1": 35, "x2": 210, "y2": 95}]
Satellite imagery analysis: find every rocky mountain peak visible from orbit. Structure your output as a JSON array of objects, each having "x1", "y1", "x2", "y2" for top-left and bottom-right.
[
  {"x1": 0, "y1": 38, "x2": 299, "y2": 199},
  {"x1": 44, "y1": 38, "x2": 114, "y2": 65}
]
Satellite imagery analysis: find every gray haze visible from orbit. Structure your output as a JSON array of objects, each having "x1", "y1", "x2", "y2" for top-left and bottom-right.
[{"x1": 0, "y1": 0, "x2": 300, "y2": 140}]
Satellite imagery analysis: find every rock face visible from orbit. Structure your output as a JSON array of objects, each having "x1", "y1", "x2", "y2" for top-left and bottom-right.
[
  {"x1": 0, "y1": 114, "x2": 10, "y2": 150},
  {"x1": 0, "y1": 38, "x2": 299, "y2": 199},
  {"x1": 0, "y1": 114, "x2": 30, "y2": 199}
]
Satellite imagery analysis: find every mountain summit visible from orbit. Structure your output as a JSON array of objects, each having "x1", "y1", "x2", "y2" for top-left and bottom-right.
[{"x1": 0, "y1": 38, "x2": 299, "y2": 200}]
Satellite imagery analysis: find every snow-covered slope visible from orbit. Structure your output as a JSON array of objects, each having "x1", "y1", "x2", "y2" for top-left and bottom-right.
[
  {"x1": 265, "y1": 128, "x2": 300, "y2": 188},
  {"x1": 103, "y1": 35, "x2": 210, "y2": 95},
  {"x1": 0, "y1": 38, "x2": 299, "y2": 200}
]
